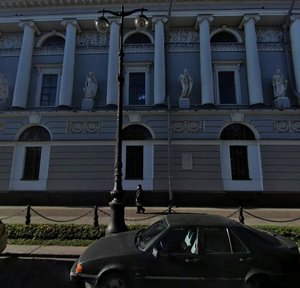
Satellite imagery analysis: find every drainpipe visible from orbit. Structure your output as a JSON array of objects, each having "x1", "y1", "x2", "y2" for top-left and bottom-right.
[{"x1": 166, "y1": 0, "x2": 174, "y2": 212}]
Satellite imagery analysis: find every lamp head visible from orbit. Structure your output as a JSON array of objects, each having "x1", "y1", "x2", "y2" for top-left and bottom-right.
[
  {"x1": 134, "y1": 13, "x2": 150, "y2": 31},
  {"x1": 95, "y1": 15, "x2": 110, "y2": 33}
]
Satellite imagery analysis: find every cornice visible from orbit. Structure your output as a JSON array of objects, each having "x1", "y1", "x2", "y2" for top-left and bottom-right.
[{"x1": 0, "y1": 0, "x2": 297, "y2": 9}]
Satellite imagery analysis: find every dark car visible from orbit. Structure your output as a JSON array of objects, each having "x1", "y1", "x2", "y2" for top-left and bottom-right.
[{"x1": 70, "y1": 214, "x2": 299, "y2": 288}]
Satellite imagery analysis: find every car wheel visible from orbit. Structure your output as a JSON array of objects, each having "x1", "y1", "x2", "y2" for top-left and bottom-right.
[
  {"x1": 244, "y1": 278, "x2": 261, "y2": 288},
  {"x1": 99, "y1": 272, "x2": 131, "y2": 288}
]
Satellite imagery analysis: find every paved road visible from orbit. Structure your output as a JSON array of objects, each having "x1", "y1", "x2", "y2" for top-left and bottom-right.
[{"x1": 0, "y1": 255, "x2": 78, "y2": 288}]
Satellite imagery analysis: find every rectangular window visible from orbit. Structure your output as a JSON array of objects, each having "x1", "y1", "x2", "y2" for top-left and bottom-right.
[
  {"x1": 213, "y1": 61, "x2": 241, "y2": 105},
  {"x1": 230, "y1": 146, "x2": 250, "y2": 180},
  {"x1": 218, "y1": 71, "x2": 236, "y2": 104},
  {"x1": 40, "y1": 74, "x2": 58, "y2": 106},
  {"x1": 22, "y1": 147, "x2": 42, "y2": 180},
  {"x1": 125, "y1": 146, "x2": 143, "y2": 179},
  {"x1": 129, "y1": 72, "x2": 146, "y2": 105}
]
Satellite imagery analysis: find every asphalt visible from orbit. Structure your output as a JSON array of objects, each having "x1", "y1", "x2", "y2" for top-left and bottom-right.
[{"x1": 1, "y1": 206, "x2": 300, "y2": 258}]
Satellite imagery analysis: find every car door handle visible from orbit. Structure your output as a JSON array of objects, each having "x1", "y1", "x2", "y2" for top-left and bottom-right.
[
  {"x1": 185, "y1": 258, "x2": 200, "y2": 263},
  {"x1": 239, "y1": 257, "x2": 253, "y2": 263}
]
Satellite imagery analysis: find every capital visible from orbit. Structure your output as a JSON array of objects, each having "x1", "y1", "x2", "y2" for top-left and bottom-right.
[
  {"x1": 195, "y1": 15, "x2": 214, "y2": 29},
  {"x1": 19, "y1": 21, "x2": 40, "y2": 35},
  {"x1": 239, "y1": 14, "x2": 260, "y2": 29},
  {"x1": 290, "y1": 14, "x2": 300, "y2": 23},
  {"x1": 152, "y1": 16, "x2": 168, "y2": 27},
  {"x1": 61, "y1": 19, "x2": 81, "y2": 33}
]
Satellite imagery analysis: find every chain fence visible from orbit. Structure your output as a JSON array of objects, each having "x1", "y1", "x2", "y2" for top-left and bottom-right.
[{"x1": 0, "y1": 205, "x2": 299, "y2": 227}]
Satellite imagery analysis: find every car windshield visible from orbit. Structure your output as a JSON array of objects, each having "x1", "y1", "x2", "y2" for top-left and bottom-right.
[{"x1": 137, "y1": 219, "x2": 168, "y2": 250}]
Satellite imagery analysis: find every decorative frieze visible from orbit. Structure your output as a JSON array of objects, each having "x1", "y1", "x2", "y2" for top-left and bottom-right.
[
  {"x1": 171, "y1": 120, "x2": 205, "y2": 133},
  {"x1": 256, "y1": 29, "x2": 283, "y2": 43},
  {"x1": 273, "y1": 121, "x2": 300, "y2": 133},
  {"x1": 66, "y1": 121, "x2": 102, "y2": 134}
]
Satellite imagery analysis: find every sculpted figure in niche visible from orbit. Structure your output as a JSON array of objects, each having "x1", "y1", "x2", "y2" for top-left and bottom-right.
[
  {"x1": 272, "y1": 69, "x2": 288, "y2": 98},
  {"x1": 83, "y1": 72, "x2": 98, "y2": 99},
  {"x1": 178, "y1": 68, "x2": 193, "y2": 98}
]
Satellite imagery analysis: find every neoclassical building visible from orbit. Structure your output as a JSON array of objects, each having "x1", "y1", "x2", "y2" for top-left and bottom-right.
[{"x1": 0, "y1": 0, "x2": 299, "y2": 207}]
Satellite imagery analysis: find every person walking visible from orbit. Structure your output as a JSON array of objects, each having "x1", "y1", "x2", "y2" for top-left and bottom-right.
[{"x1": 135, "y1": 184, "x2": 145, "y2": 214}]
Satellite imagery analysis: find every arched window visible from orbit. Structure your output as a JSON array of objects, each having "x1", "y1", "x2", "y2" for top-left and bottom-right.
[
  {"x1": 42, "y1": 35, "x2": 65, "y2": 47},
  {"x1": 211, "y1": 31, "x2": 238, "y2": 43},
  {"x1": 19, "y1": 126, "x2": 51, "y2": 142},
  {"x1": 219, "y1": 124, "x2": 262, "y2": 190},
  {"x1": 122, "y1": 125, "x2": 153, "y2": 185},
  {"x1": 220, "y1": 124, "x2": 255, "y2": 140},
  {"x1": 9, "y1": 126, "x2": 51, "y2": 190},
  {"x1": 125, "y1": 33, "x2": 151, "y2": 44},
  {"x1": 123, "y1": 124, "x2": 152, "y2": 140}
]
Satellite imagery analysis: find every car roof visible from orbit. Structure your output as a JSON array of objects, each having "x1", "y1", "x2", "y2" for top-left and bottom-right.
[{"x1": 164, "y1": 213, "x2": 241, "y2": 228}]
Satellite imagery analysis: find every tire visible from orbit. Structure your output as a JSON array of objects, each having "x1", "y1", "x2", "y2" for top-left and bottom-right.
[
  {"x1": 244, "y1": 278, "x2": 260, "y2": 288},
  {"x1": 99, "y1": 272, "x2": 131, "y2": 288}
]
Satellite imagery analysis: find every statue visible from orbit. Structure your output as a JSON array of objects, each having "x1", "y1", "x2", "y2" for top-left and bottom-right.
[
  {"x1": 178, "y1": 68, "x2": 193, "y2": 98},
  {"x1": 83, "y1": 72, "x2": 97, "y2": 99},
  {"x1": 272, "y1": 69, "x2": 288, "y2": 99}
]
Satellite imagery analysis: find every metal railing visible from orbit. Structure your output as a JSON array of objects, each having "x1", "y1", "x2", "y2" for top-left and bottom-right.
[{"x1": 1, "y1": 205, "x2": 300, "y2": 227}]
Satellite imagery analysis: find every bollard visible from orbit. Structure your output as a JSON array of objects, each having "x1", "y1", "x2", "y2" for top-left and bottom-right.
[
  {"x1": 239, "y1": 206, "x2": 245, "y2": 224},
  {"x1": 25, "y1": 205, "x2": 31, "y2": 225},
  {"x1": 93, "y1": 205, "x2": 99, "y2": 227}
]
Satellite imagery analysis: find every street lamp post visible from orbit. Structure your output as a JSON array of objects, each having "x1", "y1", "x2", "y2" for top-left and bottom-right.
[{"x1": 95, "y1": 5, "x2": 149, "y2": 235}]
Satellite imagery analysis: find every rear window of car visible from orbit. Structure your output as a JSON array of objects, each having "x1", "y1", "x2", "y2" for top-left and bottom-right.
[{"x1": 233, "y1": 226, "x2": 280, "y2": 248}]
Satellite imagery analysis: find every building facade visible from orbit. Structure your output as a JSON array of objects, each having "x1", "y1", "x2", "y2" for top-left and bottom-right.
[{"x1": 0, "y1": 0, "x2": 299, "y2": 207}]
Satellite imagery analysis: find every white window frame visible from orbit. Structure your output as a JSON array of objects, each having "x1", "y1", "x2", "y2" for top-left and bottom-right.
[
  {"x1": 35, "y1": 64, "x2": 62, "y2": 107},
  {"x1": 124, "y1": 62, "x2": 151, "y2": 106},
  {"x1": 213, "y1": 61, "x2": 242, "y2": 105},
  {"x1": 10, "y1": 143, "x2": 50, "y2": 190},
  {"x1": 220, "y1": 141, "x2": 263, "y2": 191},
  {"x1": 122, "y1": 141, "x2": 153, "y2": 190}
]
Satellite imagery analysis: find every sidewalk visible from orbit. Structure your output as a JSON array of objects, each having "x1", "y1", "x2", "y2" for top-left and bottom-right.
[{"x1": 1, "y1": 206, "x2": 300, "y2": 258}]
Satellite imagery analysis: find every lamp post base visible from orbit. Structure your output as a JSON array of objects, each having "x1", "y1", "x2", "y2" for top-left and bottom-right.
[{"x1": 105, "y1": 198, "x2": 128, "y2": 235}]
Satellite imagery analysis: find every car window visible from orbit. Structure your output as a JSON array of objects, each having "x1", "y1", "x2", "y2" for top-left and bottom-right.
[
  {"x1": 229, "y1": 230, "x2": 249, "y2": 253},
  {"x1": 204, "y1": 227, "x2": 231, "y2": 253},
  {"x1": 138, "y1": 220, "x2": 168, "y2": 250},
  {"x1": 159, "y1": 227, "x2": 198, "y2": 254}
]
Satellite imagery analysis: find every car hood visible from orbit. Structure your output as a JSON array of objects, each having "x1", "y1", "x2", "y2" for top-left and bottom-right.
[{"x1": 79, "y1": 230, "x2": 140, "y2": 263}]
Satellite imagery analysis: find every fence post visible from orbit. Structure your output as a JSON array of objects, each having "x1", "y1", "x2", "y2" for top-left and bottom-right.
[
  {"x1": 93, "y1": 205, "x2": 99, "y2": 227},
  {"x1": 239, "y1": 206, "x2": 245, "y2": 224},
  {"x1": 25, "y1": 205, "x2": 31, "y2": 225}
]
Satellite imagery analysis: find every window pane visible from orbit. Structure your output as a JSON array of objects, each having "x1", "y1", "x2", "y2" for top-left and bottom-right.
[
  {"x1": 205, "y1": 228, "x2": 231, "y2": 253},
  {"x1": 211, "y1": 32, "x2": 237, "y2": 43},
  {"x1": 230, "y1": 146, "x2": 250, "y2": 180},
  {"x1": 22, "y1": 147, "x2": 42, "y2": 180},
  {"x1": 129, "y1": 72, "x2": 145, "y2": 105},
  {"x1": 40, "y1": 74, "x2": 58, "y2": 106},
  {"x1": 218, "y1": 71, "x2": 236, "y2": 104},
  {"x1": 220, "y1": 124, "x2": 256, "y2": 140},
  {"x1": 229, "y1": 230, "x2": 249, "y2": 253},
  {"x1": 125, "y1": 146, "x2": 143, "y2": 179}
]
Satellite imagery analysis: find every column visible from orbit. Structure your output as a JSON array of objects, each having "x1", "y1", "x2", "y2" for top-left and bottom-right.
[
  {"x1": 197, "y1": 15, "x2": 214, "y2": 106},
  {"x1": 290, "y1": 15, "x2": 300, "y2": 103},
  {"x1": 240, "y1": 15, "x2": 264, "y2": 106},
  {"x1": 58, "y1": 19, "x2": 80, "y2": 108},
  {"x1": 12, "y1": 21, "x2": 39, "y2": 109},
  {"x1": 153, "y1": 16, "x2": 168, "y2": 106},
  {"x1": 106, "y1": 20, "x2": 119, "y2": 106}
]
